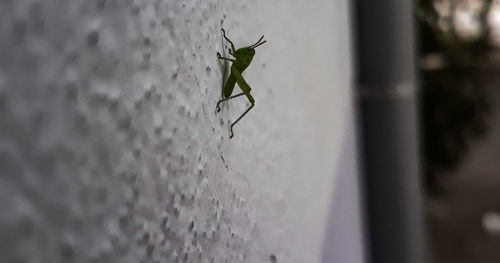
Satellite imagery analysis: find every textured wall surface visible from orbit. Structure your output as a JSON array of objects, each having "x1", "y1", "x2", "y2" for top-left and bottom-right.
[{"x1": 0, "y1": 0, "x2": 359, "y2": 262}]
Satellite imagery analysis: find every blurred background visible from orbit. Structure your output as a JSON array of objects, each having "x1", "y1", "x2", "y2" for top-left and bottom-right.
[{"x1": 417, "y1": 0, "x2": 500, "y2": 261}]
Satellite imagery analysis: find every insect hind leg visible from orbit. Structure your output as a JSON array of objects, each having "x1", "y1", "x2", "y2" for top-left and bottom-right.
[
  {"x1": 216, "y1": 92, "x2": 245, "y2": 112},
  {"x1": 229, "y1": 101, "x2": 254, "y2": 139}
]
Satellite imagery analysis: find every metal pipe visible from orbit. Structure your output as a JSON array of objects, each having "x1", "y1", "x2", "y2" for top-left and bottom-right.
[{"x1": 352, "y1": 0, "x2": 426, "y2": 262}]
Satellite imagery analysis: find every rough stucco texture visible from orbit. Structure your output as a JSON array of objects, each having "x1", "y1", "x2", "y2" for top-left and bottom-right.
[{"x1": 0, "y1": 0, "x2": 355, "y2": 262}]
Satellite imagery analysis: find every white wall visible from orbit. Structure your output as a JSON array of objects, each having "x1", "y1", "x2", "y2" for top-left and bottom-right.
[{"x1": 0, "y1": 0, "x2": 363, "y2": 262}]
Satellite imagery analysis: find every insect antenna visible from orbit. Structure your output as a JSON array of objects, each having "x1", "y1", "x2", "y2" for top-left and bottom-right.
[
  {"x1": 251, "y1": 40, "x2": 267, "y2": 48},
  {"x1": 249, "y1": 35, "x2": 266, "y2": 48}
]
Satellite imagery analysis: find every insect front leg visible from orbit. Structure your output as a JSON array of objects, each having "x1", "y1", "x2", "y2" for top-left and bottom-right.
[
  {"x1": 221, "y1": 29, "x2": 236, "y2": 53},
  {"x1": 217, "y1": 52, "x2": 235, "y2": 62}
]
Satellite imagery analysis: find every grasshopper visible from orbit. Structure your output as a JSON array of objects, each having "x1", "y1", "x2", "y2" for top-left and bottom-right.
[{"x1": 216, "y1": 29, "x2": 266, "y2": 138}]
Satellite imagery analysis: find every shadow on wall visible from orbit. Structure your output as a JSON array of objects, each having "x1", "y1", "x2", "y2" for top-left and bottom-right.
[{"x1": 321, "y1": 104, "x2": 365, "y2": 263}]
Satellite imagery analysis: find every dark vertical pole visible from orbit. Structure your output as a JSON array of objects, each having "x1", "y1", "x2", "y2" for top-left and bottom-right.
[{"x1": 353, "y1": 1, "x2": 426, "y2": 263}]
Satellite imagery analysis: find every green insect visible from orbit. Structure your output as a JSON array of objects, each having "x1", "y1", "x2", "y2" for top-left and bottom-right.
[{"x1": 216, "y1": 28, "x2": 266, "y2": 138}]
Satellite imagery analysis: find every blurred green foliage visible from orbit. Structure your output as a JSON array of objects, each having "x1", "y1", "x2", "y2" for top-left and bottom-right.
[{"x1": 417, "y1": 0, "x2": 493, "y2": 194}]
